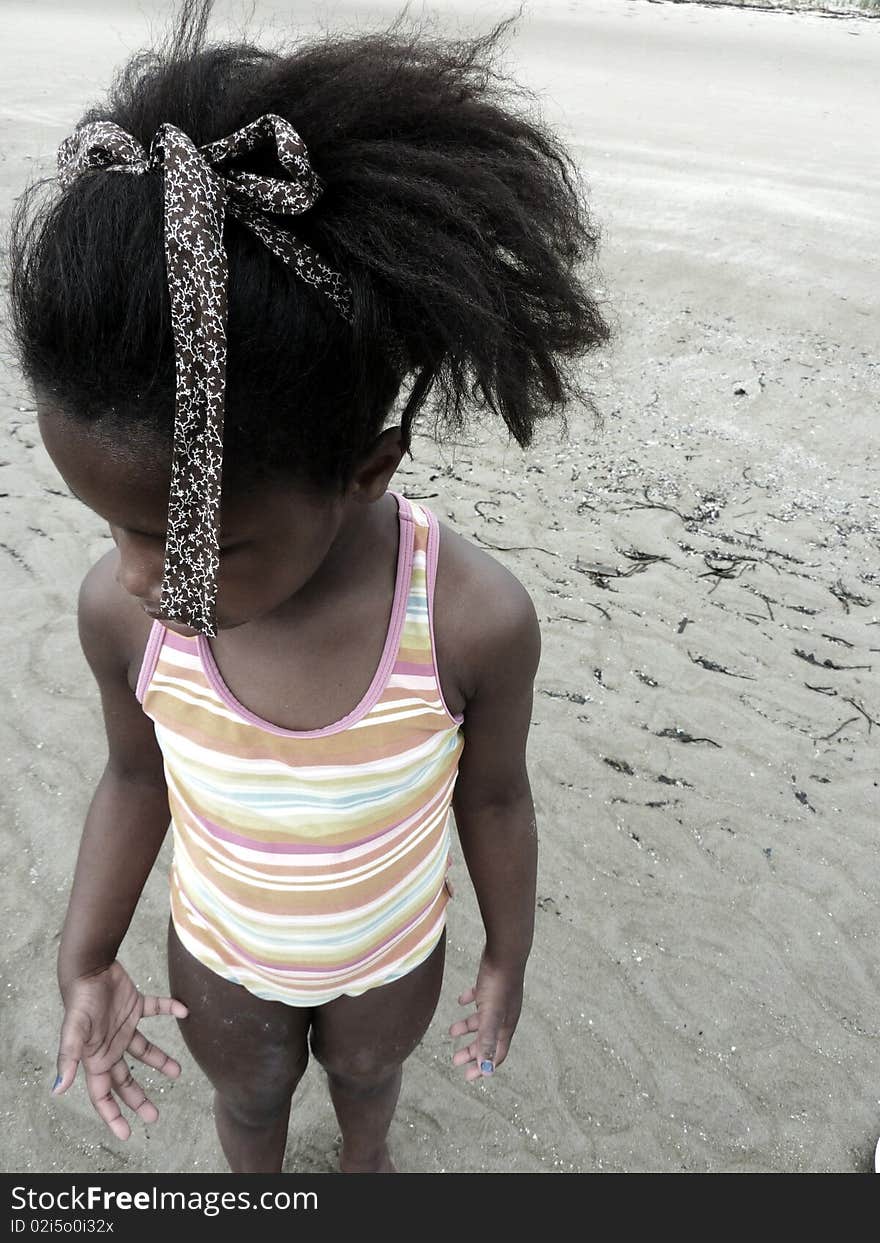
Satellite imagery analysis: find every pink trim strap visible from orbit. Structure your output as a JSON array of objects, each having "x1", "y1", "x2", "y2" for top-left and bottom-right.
[
  {"x1": 424, "y1": 506, "x2": 465, "y2": 726},
  {"x1": 135, "y1": 618, "x2": 166, "y2": 704}
]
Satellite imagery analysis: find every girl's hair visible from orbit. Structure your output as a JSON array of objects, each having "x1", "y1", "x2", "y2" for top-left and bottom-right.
[{"x1": 6, "y1": 0, "x2": 610, "y2": 495}]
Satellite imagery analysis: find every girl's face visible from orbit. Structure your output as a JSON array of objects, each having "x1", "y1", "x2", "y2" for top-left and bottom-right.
[{"x1": 37, "y1": 408, "x2": 382, "y2": 635}]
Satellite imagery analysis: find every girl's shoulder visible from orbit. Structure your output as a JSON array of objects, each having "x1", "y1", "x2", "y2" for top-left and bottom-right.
[
  {"x1": 78, "y1": 548, "x2": 154, "y2": 699},
  {"x1": 431, "y1": 514, "x2": 541, "y2": 707}
]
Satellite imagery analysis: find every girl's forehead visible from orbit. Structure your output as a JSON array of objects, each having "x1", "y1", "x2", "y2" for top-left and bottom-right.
[
  {"x1": 38, "y1": 400, "x2": 163, "y2": 458},
  {"x1": 36, "y1": 405, "x2": 328, "y2": 533},
  {"x1": 39, "y1": 406, "x2": 169, "y2": 497}
]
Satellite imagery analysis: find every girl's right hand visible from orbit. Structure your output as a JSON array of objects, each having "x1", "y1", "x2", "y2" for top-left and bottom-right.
[{"x1": 54, "y1": 961, "x2": 189, "y2": 1140}]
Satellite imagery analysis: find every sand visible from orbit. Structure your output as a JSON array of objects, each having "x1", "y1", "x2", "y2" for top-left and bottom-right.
[{"x1": 1, "y1": 0, "x2": 878, "y2": 1174}]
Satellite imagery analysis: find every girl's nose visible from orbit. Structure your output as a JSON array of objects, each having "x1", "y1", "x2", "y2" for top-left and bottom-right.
[{"x1": 112, "y1": 533, "x2": 164, "y2": 604}]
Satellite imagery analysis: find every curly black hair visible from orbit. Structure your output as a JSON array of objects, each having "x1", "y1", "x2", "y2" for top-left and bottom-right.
[{"x1": 6, "y1": 0, "x2": 610, "y2": 494}]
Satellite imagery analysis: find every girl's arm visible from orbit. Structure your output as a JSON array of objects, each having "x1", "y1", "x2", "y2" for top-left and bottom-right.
[
  {"x1": 57, "y1": 769, "x2": 172, "y2": 985},
  {"x1": 449, "y1": 570, "x2": 541, "y2": 1082},
  {"x1": 58, "y1": 554, "x2": 171, "y2": 984},
  {"x1": 52, "y1": 557, "x2": 187, "y2": 1140}
]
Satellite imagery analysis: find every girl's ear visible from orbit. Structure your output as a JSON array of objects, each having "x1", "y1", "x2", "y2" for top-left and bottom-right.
[{"x1": 349, "y1": 426, "x2": 406, "y2": 502}]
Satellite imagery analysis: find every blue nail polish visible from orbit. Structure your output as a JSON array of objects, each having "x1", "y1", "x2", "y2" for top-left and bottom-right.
[
  {"x1": 480, "y1": 1060, "x2": 494, "y2": 1074},
  {"x1": 51, "y1": 1075, "x2": 61, "y2": 1093}
]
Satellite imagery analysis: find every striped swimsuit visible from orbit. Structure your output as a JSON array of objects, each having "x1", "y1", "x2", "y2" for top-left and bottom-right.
[{"x1": 136, "y1": 491, "x2": 465, "y2": 1006}]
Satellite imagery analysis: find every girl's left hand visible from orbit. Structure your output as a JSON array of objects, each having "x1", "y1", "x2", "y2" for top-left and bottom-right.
[{"x1": 449, "y1": 949, "x2": 524, "y2": 1082}]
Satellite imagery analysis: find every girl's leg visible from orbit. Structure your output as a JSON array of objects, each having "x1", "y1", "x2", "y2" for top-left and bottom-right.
[
  {"x1": 308, "y1": 928, "x2": 446, "y2": 1173},
  {"x1": 166, "y1": 918, "x2": 312, "y2": 1173}
]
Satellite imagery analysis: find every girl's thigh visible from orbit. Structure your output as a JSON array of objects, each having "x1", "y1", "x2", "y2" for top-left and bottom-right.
[
  {"x1": 309, "y1": 928, "x2": 446, "y2": 1078},
  {"x1": 166, "y1": 917, "x2": 312, "y2": 1108}
]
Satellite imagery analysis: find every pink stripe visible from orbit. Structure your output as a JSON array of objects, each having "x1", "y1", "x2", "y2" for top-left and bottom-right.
[
  {"x1": 163, "y1": 631, "x2": 199, "y2": 654},
  {"x1": 184, "y1": 887, "x2": 446, "y2": 976},
  {"x1": 176, "y1": 768, "x2": 455, "y2": 855},
  {"x1": 392, "y1": 660, "x2": 434, "y2": 676}
]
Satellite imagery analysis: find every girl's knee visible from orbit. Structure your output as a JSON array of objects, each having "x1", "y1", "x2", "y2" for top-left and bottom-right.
[
  {"x1": 320, "y1": 1059, "x2": 402, "y2": 1098},
  {"x1": 309, "y1": 1029, "x2": 408, "y2": 1091},
  {"x1": 214, "y1": 1054, "x2": 309, "y2": 1127}
]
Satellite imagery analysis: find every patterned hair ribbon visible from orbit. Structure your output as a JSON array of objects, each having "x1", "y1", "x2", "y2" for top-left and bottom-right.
[{"x1": 56, "y1": 114, "x2": 354, "y2": 637}]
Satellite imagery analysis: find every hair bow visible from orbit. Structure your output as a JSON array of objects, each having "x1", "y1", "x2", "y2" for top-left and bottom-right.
[{"x1": 57, "y1": 114, "x2": 353, "y2": 637}]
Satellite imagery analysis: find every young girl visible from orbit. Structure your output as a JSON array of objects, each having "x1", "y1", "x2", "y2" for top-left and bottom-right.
[{"x1": 7, "y1": 0, "x2": 608, "y2": 1173}]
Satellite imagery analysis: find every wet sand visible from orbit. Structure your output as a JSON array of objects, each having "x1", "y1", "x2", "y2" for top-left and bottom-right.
[{"x1": 1, "y1": 0, "x2": 878, "y2": 1172}]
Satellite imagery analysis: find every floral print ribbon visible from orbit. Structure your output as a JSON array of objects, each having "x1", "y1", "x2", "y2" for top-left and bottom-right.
[{"x1": 57, "y1": 114, "x2": 353, "y2": 636}]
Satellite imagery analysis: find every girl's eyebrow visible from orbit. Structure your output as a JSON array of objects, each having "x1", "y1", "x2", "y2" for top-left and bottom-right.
[
  {"x1": 66, "y1": 486, "x2": 243, "y2": 544},
  {"x1": 67, "y1": 486, "x2": 163, "y2": 536}
]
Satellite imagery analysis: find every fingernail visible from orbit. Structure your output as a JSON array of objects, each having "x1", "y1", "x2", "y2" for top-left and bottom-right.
[
  {"x1": 51, "y1": 1075, "x2": 62, "y2": 1094},
  {"x1": 480, "y1": 1060, "x2": 494, "y2": 1074}
]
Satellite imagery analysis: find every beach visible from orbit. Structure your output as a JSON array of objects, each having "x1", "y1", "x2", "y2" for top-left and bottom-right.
[{"x1": 1, "y1": 0, "x2": 878, "y2": 1173}]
